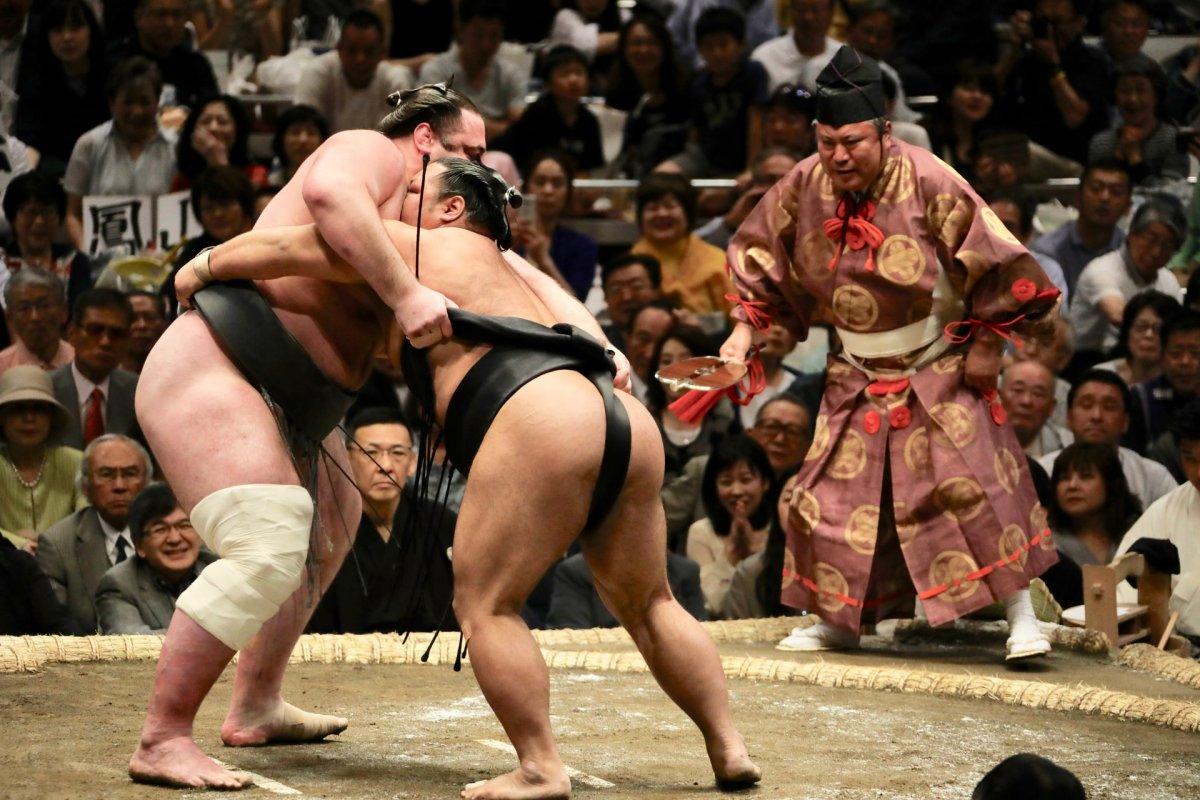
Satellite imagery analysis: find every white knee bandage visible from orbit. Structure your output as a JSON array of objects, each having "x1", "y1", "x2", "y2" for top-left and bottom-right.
[{"x1": 176, "y1": 484, "x2": 314, "y2": 650}]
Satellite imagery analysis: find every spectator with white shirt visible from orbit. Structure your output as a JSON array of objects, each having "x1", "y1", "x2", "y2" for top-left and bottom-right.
[
  {"x1": 1068, "y1": 195, "x2": 1186, "y2": 358},
  {"x1": 37, "y1": 432, "x2": 151, "y2": 633},
  {"x1": 1039, "y1": 369, "x2": 1178, "y2": 512},
  {"x1": 1000, "y1": 359, "x2": 1073, "y2": 458},
  {"x1": 294, "y1": 10, "x2": 414, "y2": 134},
  {"x1": 667, "y1": 0, "x2": 777, "y2": 70},
  {"x1": 749, "y1": 0, "x2": 838, "y2": 92}
]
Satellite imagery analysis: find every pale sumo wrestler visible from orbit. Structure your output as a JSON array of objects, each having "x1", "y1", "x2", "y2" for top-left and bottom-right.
[
  {"x1": 719, "y1": 47, "x2": 1061, "y2": 659},
  {"x1": 172, "y1": 158, "x2": 760, "y2": 799},
  {"x1": 128, "y1": 85, "x2": 487, "y2": 789}
]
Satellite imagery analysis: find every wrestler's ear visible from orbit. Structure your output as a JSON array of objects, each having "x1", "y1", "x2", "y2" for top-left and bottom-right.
[
  {"x1": 441, "y1": 194, "x2": 467, "y2": 224},
  {"x1": 413, "y1": 122, "x2": 436, "y2": 155}
]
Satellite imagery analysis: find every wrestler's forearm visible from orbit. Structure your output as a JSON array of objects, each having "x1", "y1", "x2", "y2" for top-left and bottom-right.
[{"x1": 504, "y1": 251, "x2": 607, "y2": 343}]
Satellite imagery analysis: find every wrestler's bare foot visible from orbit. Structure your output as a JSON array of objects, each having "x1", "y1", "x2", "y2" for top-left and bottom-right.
[
  {"x1": 221, "y1": 698, "x2": 348, "y2": 746},
  {"x1": 708, "y1": 735, "x2": 762, "y2": 789},
  {"x1": 129, "y1": 736, "x2": 251, "y2": 790},
  {"x1": 461, "y1": 763, "x2": 571, "y2": 800}
]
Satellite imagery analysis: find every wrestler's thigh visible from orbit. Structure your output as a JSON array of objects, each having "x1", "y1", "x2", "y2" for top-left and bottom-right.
[
  {"x1": 136, "y1": 312, "x2": 300, "y2": 511},
  {"x1": 452, "y1": 373, "x2": 605, "y2": 609},
  {"x1": 580, "y1": 393, "x2": 672, "y2": 605}
]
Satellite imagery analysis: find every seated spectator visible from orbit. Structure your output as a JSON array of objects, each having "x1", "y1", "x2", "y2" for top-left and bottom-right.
[
  {"x1": 2, "y1": 173, "x2": 93, "y2": 308},
  {"x1": 749, "y1": 0, "x2": 838, "y2": 92},
  {"x1": 64, "y1": 57, "x2": 178, "y2": 249},
  {"x1": 38, "y1": 433, "x2": 151, "y2": 633},
  {"x1": 1069, "y1": 196, "x2": 1186, "y2": 357},
  {"x1": 1133, "y1": 310, "x2": 1200, "y2": 444},
  {"x1": 549, "y1": 0, "x2": 624, "y2": 91},
  {"x1": 510, "y1": 150, "x2": 600, "y2": 302},
  {"x1": 630, "y1": 173, "x2": 730, "y2": 315},
  {"x1": 999, "y1": 0, "x2": 1111, "y2": 165},
  {"x1": 1114, "y1": 399, "x2": 1200, "y2": 643},
  {"x1": 15, "y1": 0, "x2": 110, "y2": 179},
  {"x1": 969, "y1": 130, "x2": 1032, "y2": 197},
  {"x1": 295, "y1": 10, "x2": 414, "y2": 135},
  {"x1": 663, "y1": 394, "x2": 811, "y2": 551},
  {"x1": 0, "y1": 0, "x2": 35, "y2": 134},
  {"x1": 668, "y1": 0, "x2": 776, "y2": 71},
  {"x1": 923, "y1": 60, "x2": 998, "y2": 183},
  {"x1": 667, "y1": 7, "x2": 770, "y2": 178},
  {"x1": 986, "y1": 186, "x2": 1068, "y2": 303},
  {"x1": 1046, "y1": 442, "x2": 1141, "y2": 604},
  {"x1": 0, "y1": 269, "x2": 74, "y2": 374},
  {"x1": 493, "y1": 46, "x2": 604, "y2": 173},
  {"x1": 0, "y1": 366, "x2": 84, "y2": 551},
  {"x1": 599, "y1": 253, "x2": 663, "y2": 350},
  {"x1": 697, "y1": 148, "x2": 799, "y2": 250},
  {"x1": 1164, "y1": 39, "x2": 1200, "y2": 125},
  {"x1": 0, "y1": 119, "x2": 33, "y2": 240},
  {"x1": 267, "y1": 105, "x2": 329, "y2": 189},
  {"x1": 1171, "y1": 180, "x2": 1200, "y2": 274},
  {"x1": 1017, "y1": 315, "x2": 1074, "y2": 425},
  {"x1": 605, "y1": 12, "x2": 691, "y2": 177},
  {"x1": 1088, "y1": 55, "x2": 1189, "y2": 186},
  {"x1": 647, "y1": 325, "x2": 735, "y2": 480},
  {"x1": 686, "y1": 435, "x2": 775, "y2": 617},
  {"x1": 973, "y1": 754, "x2": 1086, "y2": 800},
  {"x1": 0, "y1": 536, "x2": 81, "y2": 634},
  {"x1": 547, "y1": 549, "x2": 706, "y2": 628},
  {"x1": 1000, "y1": 359, "x2": 1073, "y2": 458},
  {"x1": 737, "y1": 322, "x2": 805, "y2": 429},
  {"x1": 106, "y1": 0, "x2": 218, "y2": 111},
  {"x1": 1099, "y1": 0, "x2": 1150, "y2": 67},
  {"x1": 172, "y1": 95, "x2": 267, "y2": 191},
  {"x1": 756, "y1": 83, "x2": 815, "y2": 158},
  {"x1": 122, "y1": 291, "x2": 167, "y2": 374},
  {"x1": 723, "y1": 511, "x2": 798, "y2": 619},
  {"x1": 1039, "y1": 370, "x2": 1177, "y2": 511},
  {"x1": 1094, "y1": 290, "x2": 1182, "y2": 387},
  {"x1": 95, "y1": 482, "x2": 215, "y2": 634},
  {"x1": 625, "y1": 298, "x2": 681, "y2": 404},
  {"x1": 51, "y1": 289, "x2": 139, "y2": 450},
  {"x1": 1030, "y1": 160, "x2": 1131, "y2": 294},
  {"x1": 419, "y1": 0, "x2": 525, "y2": 139},
  {"x1": 309, "y1": 408, "x2": 457, "y2": 634}
]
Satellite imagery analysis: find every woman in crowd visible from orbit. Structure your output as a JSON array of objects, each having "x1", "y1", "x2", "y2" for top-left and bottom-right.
[
  {"x1": 510, "y1": 150, "x2": 600, "y2": 301},
  {"x1": 267, "y1": 105, "x2": 329, "y2": 188},
  {"x1": 1095, "y1": 290, "x2": 1182, "y2": 386},
  {"x1": 686, "y1": 435, "x2": 776, "y2": 617},
  {"x1": 1089, "y1": 54, "x2": 1189, "y2": 186},
  {"x1": 172, "y1": 94, "x2": 267, "y2": 190},
  {"x1": 15, "y1": 0, "x2": 109, "y2": 179},
  {"x1": 1046, "y1": 443, "x2": 1142, "y2": 606},
  {"x1": 722, "y1": 488, "x2": 798, "y2": 620},
  {"x1": 645, "y1": 324, "x2": 735, "y2": 481},
  {"x1": 922, "y1": 59, "x2": 997, "y2": 182},
  {"x1": 549, "y1": 0, "x2": 624, "y2": 91},
  {"x1": 0, "y1": 367, "x2": 85, "y2": 552},
  {"x1": 631, "y1": 172, "x2": 730, "y2": 316},
  {"x1": 605, "y1": 12, "x2": 690, "y2": 177},
  {"x1": 2, "y1": 173, "x2": 92, "y2": 308}
]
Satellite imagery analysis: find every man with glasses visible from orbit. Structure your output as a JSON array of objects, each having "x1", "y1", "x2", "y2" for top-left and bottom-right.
[
  {"x1": 96, "y1": 482, "x2": 217, "y2": 634},
  {"x1": 599, "y1": 254, "x2": 664, "y2": 350},
  {"x1": 309, "y1": 407, "x2": 457, "y2": 634},
  {"x1": 0, "y1": 268, "x2": 74, "y2": 374},
  {"x1": 50, "y1": 289, "x2": 139, "y2": 450}
]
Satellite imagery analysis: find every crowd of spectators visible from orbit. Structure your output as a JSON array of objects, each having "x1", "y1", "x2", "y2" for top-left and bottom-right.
[{"x1": 0, "y1": 0, "x2": 1199, "y2": 668}]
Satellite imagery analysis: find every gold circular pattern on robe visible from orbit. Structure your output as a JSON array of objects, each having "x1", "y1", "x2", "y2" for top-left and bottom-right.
[
  {"x1": 807, "y1": 414, "x2": 830, "y2": 461},
  {"x1": 876, "y1": 234, "x2": 926, "y2": 286},
  {"x1": 793, "y1": 488, "x2": 822, "y2": 532},
  {"x1": 799, "y1": 229, "x2": 836, "y2": 281},
  {"x1": 980, "y1": 205, "x2": 1022, "y2": 246},
  {"x1": 934, "y1": 477, "x2": 987, "y2": 523},
  {"x1": 994, "y1": 449, "x2": 1021, "y2": 495},
  {"x1": 902, "y1": 426, "x2": 931, "y2": 472},
  {"x1": 826, "y1": 429, "x2": 868, "y2": 480},
  {"x1": 998, "y1": 524, "x2": 1030, "y2": 572},
  {"x1": 929, "y1": 550, "x2": 981, "y2": 603},
  {"x1": 770, "y1": 184, "x2": 799, "y2": 238},
  {"x1": 874, "y1": 155, "x2": 915, "y2": 205},
  {"x1": 782, "y1": 547, "x2": 796, "y2": 589},
  {"x1": 929, "y1": 402, "x2": 977, "y2": 450},
  {"x1": 738, "y1": 244, "x2": 776, "y2": 279},
  {"x1": 832, "y1": 284, "x2": 880, "y2": 331},
  {"x1": 1030, "y1": 504, "x2": 1053, "y2": 549},
  {"x1": 844, "y1": 504, "x2": 880, "y2": 555},
  {"x1": 931, "y1": 353, "x2": 964, "y2": 374},
  {"x1": 893, "y1": 501, "x2": 919, "y2": 547},
  {"x1": 812, "y1": 161, "x2": 835, "y2": 201},
  {"x1": 813, "y1": 562, "x2": 849, "y2": 613},
  {"x1": 927, "y1": 195, "x2": 973, "y2": 250}
]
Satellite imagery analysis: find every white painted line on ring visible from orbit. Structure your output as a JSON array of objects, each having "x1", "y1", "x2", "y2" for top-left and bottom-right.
[
  {"x1": 212, "y1": 758, "x2": 303, "y2": 795},
  {"x1": 475, "y1": 738, "x2": 616, "y2": 789}
]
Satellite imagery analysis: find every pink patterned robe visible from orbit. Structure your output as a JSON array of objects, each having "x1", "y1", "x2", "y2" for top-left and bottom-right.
[{"x1": 728, "y1": 139, "x2": 1060, "y2": 632}]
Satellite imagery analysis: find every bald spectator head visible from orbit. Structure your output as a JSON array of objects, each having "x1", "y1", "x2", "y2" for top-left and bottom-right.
[
  {"x1": 748, "y1": 394, "x2": 812, "y2": 474},
  {"x1": 1001, "y1": 360, "x2": 1058, "y2": 447}
]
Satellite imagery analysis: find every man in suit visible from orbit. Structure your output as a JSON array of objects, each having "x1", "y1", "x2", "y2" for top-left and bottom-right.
[
  {"x1": 51, "y1": 289, "x2": 140, "y2": 450},
  {"x1": 37, "y1": 433, "x2": 151, "y2": 631},
  {"x1": 97, "y1": 483, "x2": 216, "y2": 634}
]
